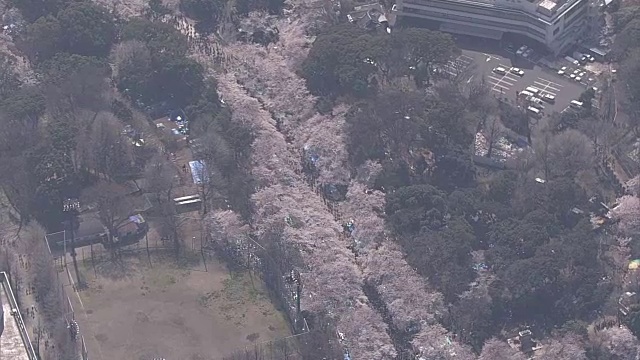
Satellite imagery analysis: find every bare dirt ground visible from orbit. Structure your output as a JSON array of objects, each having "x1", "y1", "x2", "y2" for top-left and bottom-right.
[{"x1": 75, "y1": 255, "x2": 290, "y2": 360}]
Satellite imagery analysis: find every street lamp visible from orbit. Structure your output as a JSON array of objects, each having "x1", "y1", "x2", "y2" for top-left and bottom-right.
[{"x1": 62, "y1": 198, "x2": 82, "y2": 289}]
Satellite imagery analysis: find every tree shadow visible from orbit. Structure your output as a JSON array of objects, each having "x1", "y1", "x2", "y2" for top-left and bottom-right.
[{"x1": 92, "y1": 255, "x2": 139, "y2": 281}]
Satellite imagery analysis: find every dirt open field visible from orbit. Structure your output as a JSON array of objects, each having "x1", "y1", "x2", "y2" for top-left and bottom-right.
[{"x1": 74, "y1": 254, "x2": 291, "y2": 360}]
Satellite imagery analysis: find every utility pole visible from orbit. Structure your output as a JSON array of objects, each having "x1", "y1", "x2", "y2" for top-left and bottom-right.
[{"x1": 63, "y1": 198, "x2": 83, "y2": 289}]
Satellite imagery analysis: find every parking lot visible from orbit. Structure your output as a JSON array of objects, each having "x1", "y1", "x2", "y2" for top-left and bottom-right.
[{"x1": 444, "y1": 39, "x2": 591, "y2": 115}]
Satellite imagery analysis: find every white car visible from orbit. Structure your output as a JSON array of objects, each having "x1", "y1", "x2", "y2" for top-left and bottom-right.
[
  {"x1": 493, "y1": 67, "x2": 507, "y2": 75},
  {"x1": 579, "y1": 72, "x2": 586, "y2": 77},
  {"x1": 557, "y1": 66, "x2": 567, "y2": 75},
  {"x1": 347, "y1": 14, "x2": 354, "y2": 22},
  {"x1": 575, "y1": 76, "x2": 582, "y2": 82},
  {"x1": 573, "y1": 69, "x2": 580, "y2": 75},
  {"x1": 516, "y1": 45, "x2": 528, "y2": 56},
  {"x1": 511, "y1": 67, "x2": 525, "y2": 76},
  {"x1": 542, "y1": 93, "x2": 555, "y2": 103},
  {"x1": 570, "y1": 73, "x2": 576, "y2": 79}
]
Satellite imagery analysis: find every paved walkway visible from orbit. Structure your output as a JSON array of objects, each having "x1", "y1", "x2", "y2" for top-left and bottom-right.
[
  {"x1": 0, "y1": 285, "x2": 30, "y2": 360},
  {"x1": 62, "y1": 263, "x2": 105, "y2": 360},
  {"x1": 14, "y1": 254, "x2": 59, "y2": 356}
]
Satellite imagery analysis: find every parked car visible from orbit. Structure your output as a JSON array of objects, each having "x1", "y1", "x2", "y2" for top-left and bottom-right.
[
  {"x1": 575, "y1": 76, "x2": 583, "y2": 82},
  {"x1": 523, "y1": 48, "x2": 534, "y2": 58},
  {"x1": 516, "y1": 45, "x2": 528, "y2": 56},
  {"x1": 557, "y1": 66, "x2": 567, "y2": 75},
  {"x1": 493, "y1": 67, "x2": 507, "y2": 75},
  {"x1": 570, "y1": 100, "x2": 584, "y2": 108},
  {"x1": 529, "y1": 96, "x2": 545, "y2": 109},
  {"x1": 511, "y1": 67, "x2": 525, "y2": 76},
  {"x1": 542, "y1": 93, "x2": 556, "y2": 103}
]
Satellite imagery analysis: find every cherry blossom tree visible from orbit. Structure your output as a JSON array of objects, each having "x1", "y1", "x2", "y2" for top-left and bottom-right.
[
  {"x1": 209, "y1": 8, "x2": 470, "y2": 357},
  {"x1": 611, "y1": 195, "x2": 640, "y2": 236},
  {"x1": 213, "y1": 73, "x2": 396, "y2": 358},
  {"x1": 536, "y1": 335, "x2": 587, "y2": 360},
  {"x1": 478, "y1": 338, "x2": 527, "y2": 360},
  {"x1": 589, "y1": 325, "x2": 640, "y2": 359}
]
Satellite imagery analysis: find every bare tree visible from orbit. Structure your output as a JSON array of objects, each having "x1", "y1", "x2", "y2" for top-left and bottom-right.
[
  {"x1": 195, "y1": 131, "x2": 235, "y2": 214},
  {"x1": 81, "y1": 183, "x2": 132, "y2": 255},
  {"x1": 144, "y1": 154, "x2": 178, "y2": 205},
  {"x1": 533, "y1": 124, "x2": 554, "y2": 180},
  {"x1": 534, "y1": 126, "x2": 593, "y2": 180},
  {"x1": 86, "y1": 113, "x2": 133, "y2": 181},
  {"x1": 547, "y1": 129, "x2": 594, "y2": 178},
  {"x1": 46, "y1": 63, "x2": 110, "y2": 121},
  {"x1": 156, "y1": 201, "x2": 185, "y2": 260},
  {"x1": 484, "y1": 115, "x2": 505, "y2": 159}
]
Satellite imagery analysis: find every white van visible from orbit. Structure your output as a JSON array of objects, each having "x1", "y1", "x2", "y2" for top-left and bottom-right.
[
  {"x1": 570, "y1": 100, "x2": 584, "y2": 108},
  {"x1": 519, "y1": 90, "x2": 534, "y2": 98},
  {"x1": 525, "y1": 86, "x2": 540, "y2": 95},
  {"x1": 527, "y1": 106, "x2": 541, "y2": 116},
  {"x1": 493, "y1": 67, "x2": 507, "y2": 75}
]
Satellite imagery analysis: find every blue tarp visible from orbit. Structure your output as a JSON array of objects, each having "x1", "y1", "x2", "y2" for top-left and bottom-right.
[{"x1": 189, "y1": 160, "x2": 209, "y2": 184}]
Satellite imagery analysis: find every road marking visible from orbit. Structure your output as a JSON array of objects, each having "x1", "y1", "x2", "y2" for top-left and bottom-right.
[
  {"x1": 537, "y1": 77, "x2": 564, "y2": 87},
  {"x1": 490, "y1": 82, "x2": 510, "y2": 90},
  {"x1": 488, "y1": 75, "x2": 505, "y2": 82},
  {"x1": 503, "y1": 75, "x2": 519, "y2": 82},
  {"x1": 534, "y1": 81, "x2": 561, "y2": 92},
  {"x1": 467, "y1": 75, "x2": 475, "y2": 84},
  {"x1": 492, "y1": 87, "x2": 506, "y2": 93}
]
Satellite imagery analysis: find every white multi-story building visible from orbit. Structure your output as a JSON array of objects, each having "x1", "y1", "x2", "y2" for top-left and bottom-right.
[{"x1": 395, "y1": 0, "x2": 589, "y2": 54}]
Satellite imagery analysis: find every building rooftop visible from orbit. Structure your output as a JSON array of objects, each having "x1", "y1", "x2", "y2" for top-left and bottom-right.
[{"x1": 0, "y1": 272, "x2": 35, "y2": 360}]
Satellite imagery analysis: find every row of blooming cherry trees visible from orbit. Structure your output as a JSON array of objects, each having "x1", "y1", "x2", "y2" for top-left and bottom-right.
[{"x1": 207, "y1": 9, "x2": 480, "y2": 357}]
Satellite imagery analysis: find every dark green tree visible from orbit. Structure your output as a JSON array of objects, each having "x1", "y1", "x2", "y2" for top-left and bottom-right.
[
  {"x1": 0, "y1": 54, "x2": 21, "y2": 99},
  {"x1": 57, "y1": 2, "x2": 117, "y2": 57},
  {"x1": 121, "y1": 17, "x2": 188, "y2": 58},
  {"x1": 301, "y1": 25, "x2": 375, "y2": 96},
  {"x1": 18, "y1": 15, "x2": 63, "y2": 62},
  {"x1": 145, "y1": 0, "x2": 171, "y2": 19},
  {"x1": 405, "y1": 217, "x2": 476, "y2": 301},
  {"x1": 8, "y1": 0, "x2": 63, "y2": 22},
  {"x1": 179, "y1": 0, "x2": 225, "y2": 33},
  {"x1": 385, "y1": 184, "x2": 447, "y2": 234}
]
